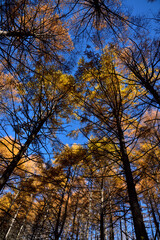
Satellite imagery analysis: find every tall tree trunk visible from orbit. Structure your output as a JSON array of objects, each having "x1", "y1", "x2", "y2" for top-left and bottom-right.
[
  {"x1": 100, "y1": 177, "x2": 105, "y2": 240},
  {"x1": 71, "y1": 195, "x2": 79, "y2": 240},
  {"x1": 0, "y1": 115, "x2": 50, "y2": 191},
  {"x1": 16, "y1": 196, "x2": 33, "y2": 240},
  {"x1": 87, "y1": 185, "x2": 92, "y2": 240},
  {"x1": 54, "y1": 168, "x2": 72, "y2": 240},
  {"x1": 16, "y1": 224, "x2": 24, "y2": 240},
  {"x1": 75, "y1": 217, "x2": 80, "y2": 240},
  {"x1": 109, "y1": 193, "x2": 114, "y2": 240},
  {"x1": 5, "y1": 204, "x2": 21, "y2": 240},
  {"x1": 117, "y1": 121, "x2": 149, "y2": 240}
]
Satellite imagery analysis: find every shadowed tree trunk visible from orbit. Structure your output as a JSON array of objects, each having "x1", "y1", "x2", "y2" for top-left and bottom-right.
[
  {"x1": 100, "y1": 177, "x2": 105, "y2": 240},
  {"x1": 0, "y1": 114, "x2": 50, "y2": 191},
  {"x1": 117, "y1": 119, "x2": 149, "y2": 240}
]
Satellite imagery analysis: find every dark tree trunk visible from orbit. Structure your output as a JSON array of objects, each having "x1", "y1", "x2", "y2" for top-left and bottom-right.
[
  {"x1": 71, "y1": 195, "x2": 79, "y2": 240},
  {"x1": 117, "y1": 121, "x2": 149, "y2": 240},
  {"x1": 54, "y1": 168, "x2": 72, "y2": 240},
  {"x1": 109, "y1": 194, "x2": 114, "y2": 240},
  {"x1": 100, "y1": 178, "x2": 105, "y2": 240},
  {"x1": 0, "y1": 115, "x2": 50, "y2": 191}
]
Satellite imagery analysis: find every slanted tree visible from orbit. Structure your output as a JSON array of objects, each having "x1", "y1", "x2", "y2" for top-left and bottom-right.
[{"x1": 0, "y1": 65, "x2": 74, "y2": 191}]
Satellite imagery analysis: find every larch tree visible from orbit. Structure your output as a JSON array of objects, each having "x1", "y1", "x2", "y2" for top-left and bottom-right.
[
  {"x1": 0, "y1": 0, "x2": 159, "y2": 239},
  {"x1": 73, "y1": 49, "x2": 150, "y2": 239},
  {"x1": 0, "y1": 65, "x2": 74, "y2": 191}
]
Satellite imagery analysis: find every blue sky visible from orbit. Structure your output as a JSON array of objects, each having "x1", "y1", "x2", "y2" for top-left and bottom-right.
[{"x1": 124, "y1": 0, "x2": 160, "y2": 15}]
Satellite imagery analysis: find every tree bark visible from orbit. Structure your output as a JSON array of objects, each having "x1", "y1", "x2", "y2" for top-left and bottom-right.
[
  {"x1": 109, "y1": 194, "x2": 114, "y2": 240},
  {"x1": 100, "y1": 177, "x2": 105, "y2": 240},
  {"x1": 71, "y1": 195, "x2": 79, "y2": 240},
  {"x1": 0, "y1": 115, "x2": 50, "y2": 191},
  {"x1": 54, "y1": 168, "x2": 72, "y2": 240},
  {"x1": 5, "y1": 204, "x2": 21, "y2": 240},
  {"x1": 117, "y1": 121, "x2": 149, "y2": 240}
]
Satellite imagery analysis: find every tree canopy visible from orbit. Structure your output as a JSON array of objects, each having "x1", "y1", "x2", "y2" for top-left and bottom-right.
[{"x1": 0, "y1": 0, "x2": 159, "y2": 239}]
